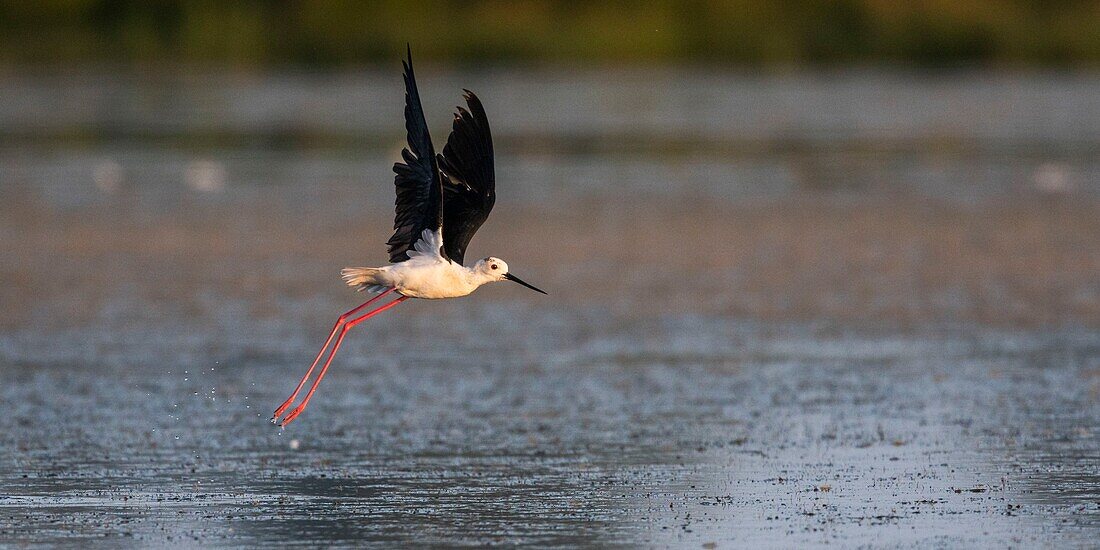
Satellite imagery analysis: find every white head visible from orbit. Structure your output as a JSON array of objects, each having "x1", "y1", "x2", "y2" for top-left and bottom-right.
[
  {"x1": 472, "y1": 256, "x2": 546, "y2": 294},
  {"x1": 474, "y1": 257, "x2": 509, "y2": 280}
]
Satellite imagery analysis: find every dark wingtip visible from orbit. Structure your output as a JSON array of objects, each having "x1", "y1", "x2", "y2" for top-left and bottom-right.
[{"x1": 462, "y1": 90, "x2": 485, "y2": 117}]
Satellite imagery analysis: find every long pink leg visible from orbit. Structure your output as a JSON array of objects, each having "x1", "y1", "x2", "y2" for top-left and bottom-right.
[
  {"x1": 278, "y1": 294, "x2": 410, "y2": 426},
  {"x1": 272, "y1": 288, "x2": 396, "y2": 422}
]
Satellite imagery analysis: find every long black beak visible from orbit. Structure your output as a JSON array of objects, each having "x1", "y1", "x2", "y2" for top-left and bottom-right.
[{"x1": 504, "y1": 272, "x2": 547, "y2": 295}]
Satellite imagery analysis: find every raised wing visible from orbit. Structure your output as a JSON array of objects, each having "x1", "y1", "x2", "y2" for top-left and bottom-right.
[
  {"x1": 386, "y1": 45, "x2": 445, "y2": 263},
  {"x1": 437, "y1": 90, "x2": 496, "y2": 265}
]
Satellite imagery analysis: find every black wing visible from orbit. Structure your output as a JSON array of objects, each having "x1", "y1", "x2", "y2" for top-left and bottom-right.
[
  {"x1": 386, "y1": 45, "x2": 445, "y2": 263},
  {"x1": 437, "y1": 90, "x2": 496, "y2": 265}
]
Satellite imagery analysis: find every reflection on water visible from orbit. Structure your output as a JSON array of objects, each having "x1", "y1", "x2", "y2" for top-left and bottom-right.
[{"x1": 0, "y1": 69, "x2": 1098, "y2": 545}]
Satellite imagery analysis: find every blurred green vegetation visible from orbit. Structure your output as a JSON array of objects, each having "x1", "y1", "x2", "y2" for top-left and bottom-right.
[{"x1": 0, "y1": 0, "x2": 1097, "y2": 67}]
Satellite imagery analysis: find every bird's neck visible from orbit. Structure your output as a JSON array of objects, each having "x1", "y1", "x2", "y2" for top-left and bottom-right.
[{"x1": 464, "y1": 267, "x2": 497, "y2": 288}]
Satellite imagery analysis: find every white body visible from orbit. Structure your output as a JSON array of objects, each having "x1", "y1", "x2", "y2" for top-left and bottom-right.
[{"x1": 341, "y1": 229, "x2": 508, "y2": 299}]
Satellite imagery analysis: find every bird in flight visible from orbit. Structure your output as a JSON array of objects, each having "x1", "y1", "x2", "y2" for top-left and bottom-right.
[{"x1": 273, "y1": 46, "x2": 546, "y2": 427}]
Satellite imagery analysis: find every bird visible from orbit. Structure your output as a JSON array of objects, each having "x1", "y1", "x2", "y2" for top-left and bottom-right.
[{"x1": 272, "y1": 46, "x2": 546, "y2": 427}]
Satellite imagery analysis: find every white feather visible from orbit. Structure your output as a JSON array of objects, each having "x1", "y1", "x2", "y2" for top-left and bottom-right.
[
  {"x1": 407, "y1": 228, "x2": 445, "y2": 259},
  {"x1": 341, "y1": 233, "x2": 512, "y2": 299}
]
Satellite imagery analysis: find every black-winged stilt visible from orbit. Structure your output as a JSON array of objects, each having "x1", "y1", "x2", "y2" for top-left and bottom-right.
[{"x1": 273, "y1": 46, "x2": 546, "y2": 427}]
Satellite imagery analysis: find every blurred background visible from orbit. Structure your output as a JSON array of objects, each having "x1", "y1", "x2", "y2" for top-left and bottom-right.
[
  {"x1": 2, "y1": 0, "x2": 1098, "y2": 328},
  {"x1": 2, "y1": 0, "x2": 1099, "y2": 66},
  {"x1": 1, "y1": 1, "x2": 1098, "y2": 545}
]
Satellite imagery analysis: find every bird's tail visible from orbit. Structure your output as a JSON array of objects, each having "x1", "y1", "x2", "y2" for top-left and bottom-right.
[{"x1": 340, "y1": 267, "x2": 387, "y2": 292}]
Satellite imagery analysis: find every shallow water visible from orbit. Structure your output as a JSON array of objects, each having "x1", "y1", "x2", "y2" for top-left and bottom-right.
[
  {"x1": 1, "y1": 69, "x2": 1099, "y2": 546},
  {"x1": 2, "y1": 318, "x2": 1098, "y2": 546}
]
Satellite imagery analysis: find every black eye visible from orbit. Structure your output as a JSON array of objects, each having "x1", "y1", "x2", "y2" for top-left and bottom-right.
[{"x1": 490, "y1": 264, "x2": 499, "y2": 270}]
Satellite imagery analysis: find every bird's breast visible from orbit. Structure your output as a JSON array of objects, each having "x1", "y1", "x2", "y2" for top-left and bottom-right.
[{"x1": 391, "y1": 261, "x2": 475, "y2": 299}]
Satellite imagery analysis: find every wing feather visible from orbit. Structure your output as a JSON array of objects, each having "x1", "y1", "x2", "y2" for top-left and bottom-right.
[
  {"x1": 437, "y1": 90, "x2": 496, "y2": 265},
  {"x1": 386, "y1": 45, "x2": 445, "y2": 263}
]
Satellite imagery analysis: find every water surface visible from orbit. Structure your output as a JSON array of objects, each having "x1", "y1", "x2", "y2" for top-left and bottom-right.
[{"x1": 1, "y1": 69, "x2": 1098, "y2": 546}]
